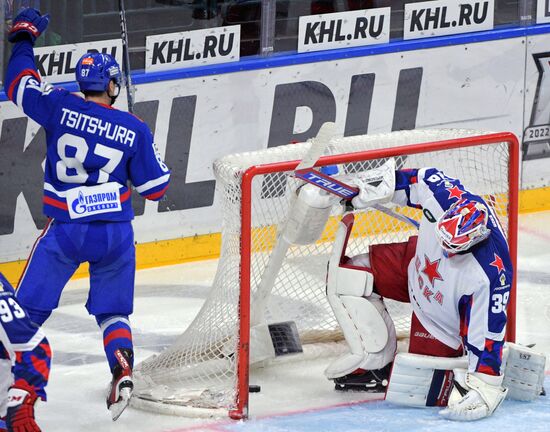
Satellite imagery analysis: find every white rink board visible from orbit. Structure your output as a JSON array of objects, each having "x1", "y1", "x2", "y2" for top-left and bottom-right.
[{"x1": 0, "y1": 36, "x2": 529, "y2": 261}]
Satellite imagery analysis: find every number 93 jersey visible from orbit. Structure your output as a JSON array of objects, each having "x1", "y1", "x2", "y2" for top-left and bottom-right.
[
  {"x1": 0, "y1": 273, "x2": 45, "y2": 353},
  {"x1": 5, "y1": 40, "x2": 171, "y2": 222}
]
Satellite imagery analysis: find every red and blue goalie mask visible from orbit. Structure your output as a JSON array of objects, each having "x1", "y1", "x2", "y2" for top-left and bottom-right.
[{"x1": 435, "y1": 198, "x2": 491, "y2": 254}]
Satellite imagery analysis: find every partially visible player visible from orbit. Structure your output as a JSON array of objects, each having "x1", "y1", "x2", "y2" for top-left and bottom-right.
[
  {"x1": 315, "y1": 161, "x2": 545, "y2": 421},
  {"x1": 5, "y1": 8, "x2": 170, "y2": 420},
  {"x1": 0, "y1": 273, "x2": 51, "y2": 432}
]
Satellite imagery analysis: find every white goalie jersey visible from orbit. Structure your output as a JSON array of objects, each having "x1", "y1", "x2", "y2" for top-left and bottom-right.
[{"x1": 393, "y1": 167, "x2": 513, "y2": 375}]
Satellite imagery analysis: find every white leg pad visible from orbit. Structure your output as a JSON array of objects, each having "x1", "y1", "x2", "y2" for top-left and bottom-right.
[
  {"x1": 325, "y1": 214, "x2": 397, "y2": 379},
  {"x1": 503, "y1": 342, "x2": 546, "y2": 401},
  {"x1": 386, "y1": 352, "x2": 468, "y2": 407},
  {"x1": 0, "y1": 358, "x2": 13, "y2": 417}
]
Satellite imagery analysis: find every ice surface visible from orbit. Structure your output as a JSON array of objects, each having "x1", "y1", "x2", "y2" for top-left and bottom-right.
[{"x1": 32, "y1": 211, "x2": 550, "y2": 431}]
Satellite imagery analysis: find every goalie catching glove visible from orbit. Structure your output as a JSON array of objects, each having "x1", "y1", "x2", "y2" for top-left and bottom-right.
[{"x1": 440, "y1": 370, "x2": 507, "y2": 421}]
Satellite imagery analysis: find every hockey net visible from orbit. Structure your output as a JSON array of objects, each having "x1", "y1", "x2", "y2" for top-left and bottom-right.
[{"x1": 132, "y1": 129, "x2": 519, "y2": 419}]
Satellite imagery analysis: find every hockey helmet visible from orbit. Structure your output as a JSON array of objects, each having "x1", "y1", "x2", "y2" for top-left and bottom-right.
[
  {"x1": 435, "y1": 198, "x2": 491, "y2": 254},
  {"x1": 76, "y1": 52, "x2": 121, "y2": 93}
]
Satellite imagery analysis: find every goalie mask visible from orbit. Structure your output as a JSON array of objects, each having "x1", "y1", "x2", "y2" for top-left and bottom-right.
[{"x1": 435, "y1": 198, "x2": 491, "y2": 254}]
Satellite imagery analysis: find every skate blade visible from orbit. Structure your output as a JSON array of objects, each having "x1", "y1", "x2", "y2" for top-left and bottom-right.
[{"x1": 110, "y1": 387, "x2": 132, "y2": 421}]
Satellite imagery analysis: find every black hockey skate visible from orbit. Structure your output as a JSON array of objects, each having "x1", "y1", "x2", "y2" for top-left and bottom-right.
[
  {"x1": 107, "y1": 348, "x2": 134, "y2": 421},
  {"x1": 333, "y1": 363, "x2": 392, "y2": 392}
]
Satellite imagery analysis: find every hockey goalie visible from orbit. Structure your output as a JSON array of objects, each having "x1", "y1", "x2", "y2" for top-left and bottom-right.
[{"x1": 313, "y1": 161, "x2": 546, "y2": 421}]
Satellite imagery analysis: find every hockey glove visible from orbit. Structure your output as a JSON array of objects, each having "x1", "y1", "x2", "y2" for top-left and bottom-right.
[
  {"x1": 348, "y1": 158, "x2": 396, "y2": 210},
  {"x1": 5, "y1": 383, "x2": 41, "y2": 432},
  {"x1": 439, "y1": 370, "x2": 507, "y2": 421},
  {"x1": 8, "y1": 8, "x2": 49, "y2": 45}
]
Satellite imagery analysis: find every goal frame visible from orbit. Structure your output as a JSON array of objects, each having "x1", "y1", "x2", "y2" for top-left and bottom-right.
[{"x1": 233, "y1": 131, "x2": 520, "y2": 419}]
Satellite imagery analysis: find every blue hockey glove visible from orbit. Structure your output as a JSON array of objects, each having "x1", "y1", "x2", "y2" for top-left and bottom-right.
[{"x1": 8, "y1": 8, "x2": 49, "y2": 45}]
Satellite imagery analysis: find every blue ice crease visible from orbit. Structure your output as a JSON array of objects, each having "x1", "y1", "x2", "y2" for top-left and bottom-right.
[{"x1": 222, "y1": 377, "x2": 550, "y2": 432}]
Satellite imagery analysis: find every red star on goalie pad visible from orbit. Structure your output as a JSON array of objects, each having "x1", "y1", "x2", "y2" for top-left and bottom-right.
[
  {"x1": 447, "y1": 186, "x2": 465, "y2": 200},
  {"x1": 490, "y1": 254, "x2": 505, "y2": 274},
  {"x1": 422, "y1": 255, "x2": 443, "y2": 286}
]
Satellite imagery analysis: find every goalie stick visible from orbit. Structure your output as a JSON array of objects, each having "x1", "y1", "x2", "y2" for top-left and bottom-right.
[
  {"x1": 118, "y1": 0, "x2": 135, "y2": 113},
  {"x1": 295, "y1": 168, "x2": 420, "y2": 229},
  {"x1": 250, "y1": 122, "x2": 336, "y2": 328}
]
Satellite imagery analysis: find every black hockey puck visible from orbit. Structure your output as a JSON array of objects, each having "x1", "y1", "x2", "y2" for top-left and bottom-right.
[{"x1": 249, "y1": 385, "x2": 261, "y2": 393}]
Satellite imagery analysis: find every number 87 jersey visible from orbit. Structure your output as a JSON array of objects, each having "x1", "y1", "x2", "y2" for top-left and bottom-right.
[{"x1": 5, "y1": 41, "x2": 170, "y2": 222}]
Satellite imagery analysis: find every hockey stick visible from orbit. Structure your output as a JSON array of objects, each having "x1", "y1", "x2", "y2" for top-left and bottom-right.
[
  {"x1": 249, "y1": 123, "x2": 336, "y2": 353},
  {"x1": 118, "y1": 0, "x2": 135, "y2": 113},
  {"x1": 295, "y1": 168, "x2": 420, "y2": 229}
]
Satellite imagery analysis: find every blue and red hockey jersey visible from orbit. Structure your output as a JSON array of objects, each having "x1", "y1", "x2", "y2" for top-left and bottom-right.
[
  {"x1": 5, "y1": 40, "x2": 170, "y2": 222},
  {"x1": 0, "y1": 273, "x2": 51, "y2": 400}
]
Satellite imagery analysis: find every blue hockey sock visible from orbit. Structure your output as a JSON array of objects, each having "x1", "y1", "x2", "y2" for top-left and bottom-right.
[{"x1": 96, "y1": 314, "x2": 134, "y2": 372}]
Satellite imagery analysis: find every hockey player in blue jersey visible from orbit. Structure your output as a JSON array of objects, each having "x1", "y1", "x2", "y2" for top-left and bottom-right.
[
  {"x1": 5, "y1": 8, "x2": 171, "y2": 421},
  {"x1": 0, "y1": 273, "x2": 52, "y2": 432}
]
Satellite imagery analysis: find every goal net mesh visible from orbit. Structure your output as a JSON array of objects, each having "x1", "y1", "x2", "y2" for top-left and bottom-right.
[{"x1": 132, "y1": 129, "x2": 513, "y2": 417}]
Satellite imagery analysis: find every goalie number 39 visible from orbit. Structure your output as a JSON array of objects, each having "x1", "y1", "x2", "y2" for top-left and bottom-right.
[{"x1": 491, "y1": 292, "x2": 509, "y2": 314}]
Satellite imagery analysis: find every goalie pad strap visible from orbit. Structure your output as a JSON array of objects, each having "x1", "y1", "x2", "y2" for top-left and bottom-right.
[
  {"x1": 386, "y1": 352, "x2": 468, "y2": 407},
  {"x1": 335, "y1": 266, "x2": 373, "y2": 297}
]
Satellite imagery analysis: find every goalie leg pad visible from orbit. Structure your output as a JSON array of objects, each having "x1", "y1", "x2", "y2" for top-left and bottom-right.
[
  {"x1": 386, "y1": 352, "x2": 468, "y2": 407},
  {"x1": 325, "y1": 215, "x2": 396, "y2": 379},
  {"x1": 503, "y1": 342, "x2": 546, "y2": 401}
]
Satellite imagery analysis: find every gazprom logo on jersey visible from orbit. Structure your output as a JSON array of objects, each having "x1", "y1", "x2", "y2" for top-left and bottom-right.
[{"x1": 66, "y1": 183, "x2": 122, "y2": 220}]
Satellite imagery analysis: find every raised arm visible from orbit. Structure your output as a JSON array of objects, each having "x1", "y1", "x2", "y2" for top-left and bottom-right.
[{"x1": 5, "y1": 8, "x2": 64, "y2": 127}]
